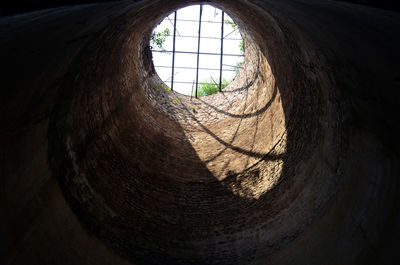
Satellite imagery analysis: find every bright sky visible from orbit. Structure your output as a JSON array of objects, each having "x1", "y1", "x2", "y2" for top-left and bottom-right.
[{"x1": 151, "y1": 4, "x2": 244, "y2": 95}]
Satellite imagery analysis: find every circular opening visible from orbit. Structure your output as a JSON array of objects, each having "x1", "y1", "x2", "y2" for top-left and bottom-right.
[
  {"x1": 47, "y1": 0, "x2": 344, "y2": 264},
  {"x1": 150, "y1": 4, "x2": 244, "y2": 97}
]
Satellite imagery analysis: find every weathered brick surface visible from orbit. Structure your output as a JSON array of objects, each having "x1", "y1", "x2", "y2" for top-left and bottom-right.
[
  {"x1": 1, "y1": 0, "x2": 399, "y2": 265},
  {"x1": 45, "y1": 1, "x2": 344, "y2": 263}
]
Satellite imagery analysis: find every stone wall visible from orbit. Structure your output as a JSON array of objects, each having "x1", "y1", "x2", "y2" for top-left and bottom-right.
[{"x1": 1, "y1": 0, "x2": 399, "y2": 264}]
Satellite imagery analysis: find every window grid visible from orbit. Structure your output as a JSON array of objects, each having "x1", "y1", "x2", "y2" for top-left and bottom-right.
[{"x1": 151, "y1": 5, "x2": 244, "y2": 97}]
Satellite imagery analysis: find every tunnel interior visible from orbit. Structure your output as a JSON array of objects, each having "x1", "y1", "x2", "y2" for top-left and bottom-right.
[{"x1": 1, "y1": 0, "x2": 399, "y2": 265}]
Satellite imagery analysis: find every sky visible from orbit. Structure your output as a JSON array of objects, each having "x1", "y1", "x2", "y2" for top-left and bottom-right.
[{"x1": 151, "y1": 4, "x2": 244, "y2": 95}]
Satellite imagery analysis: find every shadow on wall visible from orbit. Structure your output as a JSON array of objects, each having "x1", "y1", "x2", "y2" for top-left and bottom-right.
[
  {"x1": 46, "y1": 0, "x2": 344, "y2": 264},
  {"x1": 2, "y1": 0, "x2": 398, "y2": 264}
]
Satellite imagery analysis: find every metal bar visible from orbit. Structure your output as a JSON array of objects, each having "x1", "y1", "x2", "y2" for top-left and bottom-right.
[
  {"x1": 195, "y1": 5, "x2": 203, "y2": 98},
  {"x1": 173, "y1": 81, "x2": 224, "y2": 84},
  {"x1": 175, "y1": 81, "x2": 225, "y2": 85},
  {"x1": 171, "y1": 11, "x2": 177, "y2": 90},
  {"x1": 152, "y1": 50, "x2": 244, "y2": 57},
  {"x1": 191, "y1": 81, "x2": 194, "y2": 100},
  {"x1": 219, "y1": 11, "x2": 224, "y2": 92},
  {"x1": 172, "y1": 35, "x2": 241, "y2": 40},
  {"x1": 175, "y1": 18, "x2": 224, "y2": 24},
  {"x1": 167, "y1": 16, "x2": 180, "y2": 36},
  {"x1": 223, "y1": 63, "x2": 242, "y2": 68},
  {"x1": 224, "y1": 28, "x2": 238, "y2": 39},
  {"x1": 210, "y1": 76, "x2": 218, "y2": 86},
  {"x1": 162, "y1": 74, "x2": 175, "y2": 83},
  {"x1": 154, "y1": 65, "x2": 238, "y2": 72}
]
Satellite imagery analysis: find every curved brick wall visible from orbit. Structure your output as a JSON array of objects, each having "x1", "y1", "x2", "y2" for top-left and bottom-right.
[{"x1": 1, "y1": 1, "x2": 399, "y2": 265}]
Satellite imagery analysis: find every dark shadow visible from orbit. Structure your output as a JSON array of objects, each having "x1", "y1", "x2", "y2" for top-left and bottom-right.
[
  {"x1": 173, "y1": 86, "x2": 283, "y2": 160},
  {"x1": 46, "y1": 1, "x2": 326, "y2": 265},
  {"x1": 197, "y1": 83, "x2": 277, "y2": 119}
]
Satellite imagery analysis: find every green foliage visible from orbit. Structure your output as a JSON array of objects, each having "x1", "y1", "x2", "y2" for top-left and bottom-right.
[
  {"x1": 172, "y1": 97, "x2": 180, "y2": 104},
  {"x1": 224, "y1": 19, "x2": 237, "y2": 30},
  {"x1": 150, "y1": 28, "x2": 170, "y2": 50},
  {"x1": 235, "y1": 61, "x2": 243, "y2": 74},
  {"x1": 154, "y1": 84, "x2": 171, "y2": 91},
  {"x1": 194, "y1": 78, "x2": 230, "y2": 97}
]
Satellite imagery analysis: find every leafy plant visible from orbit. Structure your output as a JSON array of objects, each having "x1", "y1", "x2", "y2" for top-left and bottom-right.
[
  {"x1": 194, "y1": 78, "x2": 230, "y2": 97},
  {"x1": 239, "y1": 40, "x2": 244, "y2": 54},
  {"x1": 150, "y1": 28, "x2": 170, "y2": 50},
  {"x1": 235, "y1": 61, "x2": 243, "y2": 74},
  {"x1": 172, "y1": 97, "x2": 180, "y2": 104},
  {"x1": 225, "y1": 19, "x2": 237, "y2": 30},
  {"x1": 154, "y1": 85, "x2": 171, "y2": 92}
]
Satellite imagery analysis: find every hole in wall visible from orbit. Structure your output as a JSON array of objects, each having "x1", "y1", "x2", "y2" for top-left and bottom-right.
[
  {"x1": 139, "y1": 3, "x2": 287, "y2": 196},
  {"x1": 48, "y1": 0, "x2": 290, "y2": 262},
  {"x1": 47, "y1": 0, "x2": 343, "y2": 264},
  {"x1": 150, "y1": 4, "x2": 245, "y2": 97}
]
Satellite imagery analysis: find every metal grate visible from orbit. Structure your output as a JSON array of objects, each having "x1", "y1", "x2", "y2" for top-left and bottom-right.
[{"x1": 151, "y1": 5, "x2": 244, "y2": 98}]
